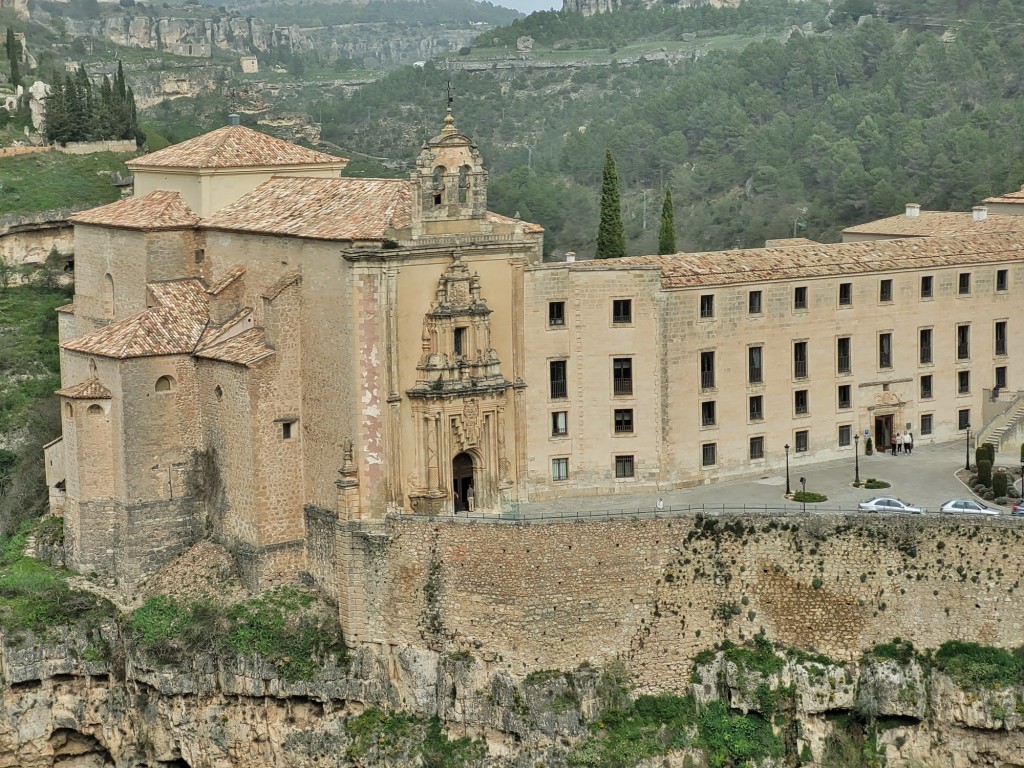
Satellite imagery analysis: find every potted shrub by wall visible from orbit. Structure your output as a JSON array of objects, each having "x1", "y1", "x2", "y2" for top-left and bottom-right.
[{"x1": 865, "y1": 437, "x2": 873, "y2": 455}]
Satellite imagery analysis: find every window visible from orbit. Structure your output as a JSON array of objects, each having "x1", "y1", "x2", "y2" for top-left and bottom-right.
[
  {"x1": 194, "y1": 248, "x2": 205, "y2": 263},
  {"x1": 921, "y1": 414, "x2": 933, "y2": 435},
  {"x1": 614, "y1": 408, "x2": 634, "y2": 434},
  {"x1": 997, "y1": 269, "x2": 1009, "y2": 292},
  {"x1": 458, "y1": 165, "x2": 470, "y2": 203},
  {"x1": 794, "y1": 286, "x2": 807, "y2": 310},
  {"x1": 920, "y1": 374, "x2": 933, "y2": 399},
  {"x1": 838, "y1": 384, "x2": 851, "y2": 409},
  {"x1": 701, "y1": 401, "x2": 716, "y2": 427},
  {"x1": 155, "y1": 375, "x2": 175, "y2": 392},
  {"x1": 551, "y1": 458, "x2": 568, "y2": 481},
  {"x1": 749, "y1": 395, "x2": 763, "y2": 422},
  {"x1": 453, "y1": 327, "x2": 467, "y2": 356},
  {"x1": 794, "y1": 389, "x2": 809, "y2": 415},
  {"x1": 919, "y1": 328, "x2": 932, "y2": 365},
  {"x1": 613, "y1": 358, "x2": 633, "y2": 396},
  {"x1": 701, "y1": 443, "x2": 717, "y2": 467},
  {"x1": 87, "y1": 404, "x2": 103, "y2": 416},
  {"x1": 838, "y1": 425, "x2": 851, "y2": 447},
  {"x1": 613, "y1": 299, "x2": 632, "y2": 324},
  {"x1": 920, "y1": 275, "x2": 933, "y2": 298},
  {"x1": 957, "y1": 324, "x2": 970, "y2": 360},
  {"x1": 837, "y1": 337, "x2": 851, "y2": 374},
  {"x1": 700, "y1": 351, "x2": 715, "y2": 390},
  {"x1": 879, "y1": 279, "x2": 893, "y2": 302},
  {"x1": 958, "y1": 409, "x2": 970, "y2": 430},
  {"x1": 793, "y1": 341, "x2": 808, "y2": 379},
  {"x1": 551, "y1": 411, "x2": 568, "y2": 436},
  {"x1": 958, "y1": 370, "x2": 970, "y2": 394},
  {"x1": 996, "y1": 321, "x2": 1007, "y2": 356},
  {"x1": 958, "y1": 272, "x2": 971, "y2": 295},
  {"x1": 996, "y1": 366, "x2": 1007, "y2": 390},
  {"x1": 549, "y1": 360, "x2": 567, "y2": 399},
  {"x1": 748, "y1": 346, "x2": 763, "y2": 384},
  {"x1": 699, "y1": 294, "x2": 715, "y2": 319},
  {"x1": 65, "y1": 402, "x2": 73, "y2": 418},
  {"x1": 839, "y1": 282, "x2": 852, "y2": 306},
  {"x1": 615, "y1": 455, "x2": 634, "y2": 478},
  {"x1": 282, "y1": 421, "x2": 294, "y2": 439},
  {"x1": 749, "y1": 436, "x2": 765, "y2": 460},
  {"x1": 548, "y1": 301, "x2": 565, "y2": 327},
  {"x1": 878, "y1": 333, "x2": 892, "y2": 369},
  {"x1": 795, "y1": 430, "x2": 809, "y2": 453},
  {"x1": 748, "y1": 290, "x2": 762, "y2": 314}
]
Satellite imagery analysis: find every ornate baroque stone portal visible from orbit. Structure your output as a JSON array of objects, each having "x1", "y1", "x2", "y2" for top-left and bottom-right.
[{"x1": 406, "y1": 251, "x2": 512, "y2": 515}]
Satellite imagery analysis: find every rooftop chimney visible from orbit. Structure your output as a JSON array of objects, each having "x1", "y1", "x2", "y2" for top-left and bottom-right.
[
  {"x1": 228, "y1": 114, "x2": 240, "y2": 126},
  {"x1": 972, "y1": 206, "x2": 988, "y2": 221},
  {"x1": 905, "y1": 203, "x2": 920, "y2": 218},
  {"x1": 564, "y1": 252, "x2": 576, "y2": 263}
]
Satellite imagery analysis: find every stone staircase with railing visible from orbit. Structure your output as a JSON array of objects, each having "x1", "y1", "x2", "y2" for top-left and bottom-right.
[{"x1": 979, "y1": 392, "x2": 1024, "y2": 452}]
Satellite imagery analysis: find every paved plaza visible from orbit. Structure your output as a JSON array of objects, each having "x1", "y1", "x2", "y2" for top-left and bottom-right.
[{"x1": 512, "y1": 440, "x2": 1023, "y2": 519}]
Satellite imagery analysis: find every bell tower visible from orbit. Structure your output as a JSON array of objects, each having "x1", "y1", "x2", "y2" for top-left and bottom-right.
[{"x1": 410, "y1": 103, "x2": 488, "y2": 236}]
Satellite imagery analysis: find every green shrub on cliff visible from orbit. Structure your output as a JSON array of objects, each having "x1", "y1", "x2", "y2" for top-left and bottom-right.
[
  {"x1": 128, "y1": 587, "x2": 348, "y2": 680},
  {"x1": 933, "y1": 641, "x2": 1024, "y2": 690}
]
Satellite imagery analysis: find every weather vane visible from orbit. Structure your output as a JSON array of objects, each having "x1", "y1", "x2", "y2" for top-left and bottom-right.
[{"x1": 446, "y1": 80, "x2": 454, "y2": 110}]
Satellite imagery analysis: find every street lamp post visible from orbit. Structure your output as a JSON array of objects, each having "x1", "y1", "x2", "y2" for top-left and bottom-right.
[
  {"x1": 965, "y1": 423, "x2": 971, "y2": 472},
  {"x1": 800, "y1": 477, "x2": 807, "y2": 513},
  {"x1": 784, "y1": 443, "x2": 791, "y2": 496},
  {"x1": 854, "y1": 433, "x2": 861, "y2": 485}
]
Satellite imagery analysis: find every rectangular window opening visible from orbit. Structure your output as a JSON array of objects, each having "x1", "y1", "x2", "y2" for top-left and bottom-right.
[
  {"x1": 699, "y1": 294, "x2": 715, "y2": 319},
  {"x1": 794, "y1": 286, "x2": 807, "y2": 310},
  {"x1": 919, "y1": 328, "x2": 932, "y2": 365},
  {"x1": 920, "y1": 374, "x2": 933, "y2": 399},
  {"x1": 837, "y1": 337, "x2": 851, "y2": 374},
  {"x1": 997, "y1": 269, "x2": 1009, "y2": 292},
  {"x1": 794, "y1": 341, "x2": 808, "y2": 379},
  {"x1": 838, "y1": 282, "x2": 852, "y2": 306},
  {"x1": 838, "y1": 425, "x2": 851, "y2": 447},
  {"x1": 996, "y1": 321, "x2": 1007, "y2": 356},
  {"x1": 551, "y1": 458, "x2": 568, "y2": 481},
  {"x1": 612, "y1": 299, "x2": 632, "y2": 324},
  {"x1": 794, "y1": 389, "x2": 809, "y2": 415},
  {"x1": 879, "y1": 333, "x2": 892, "y2": 369},
  {"x1": 748, "y1": 290, "x2": 762, "y2": 314},
  {"x1": 613, "y1": 357, "x2": 633, "y2": 396},
  {"x1": 957, "y1": 325, "x2": 970, "y2": 360},
  {"x1": 748, "y1": 346, "x2": 763, "y2": 385},
  {"x1": 701, "y1": 443, "x2": 717, "y2": 467},
  {"x1": 958, "y1": 370, "x2": 971, "y2": 395},
  {"x1": 551, "y1": 411, "x2": 568, "y2": 437},
  {"x1": 700, "y1": 351, "x2": 716, "y2": 390},
  {"x1": 996, "y1": 366, "x2": 1007, "y2": 390},
  {"x1": 749, "y1": 436, "x2": 764, "y2": 460},
  {"x1": 615, "y1": 455, "x2": 635, "y2": 479},
  {"x1": 701, "y1": 401, "x2": 716, "y2": 427},
  {"x1": 749, "y1": 395, "x2": 763, "y2": 422},
  {"x1": 838, "y1": 384, "x2": 851, "y2": 410},
  {"x1": 879, "y1": 279, "x2": 893, "y2": 302},
  {"x1": 549, "y1": 360, "x2": 568, "y2": 399},
  {"x1": 614, "y1": 408, "x2": 634, "y2": 434},
  {"x1": 921, "y1": 275, "x2": 933, "y2": 298},
  {"x1": 921, "y1": 414, "x2": 933, "y2": 435},
  {"x1": 795, "y1": 430, "x2": 808, "y2": 453},
  {"x1": 958, "y1": 272, "x2": 971, "y2": 295},
  {"x1": 958, "y1": 409, "x2": 971, "y2": 430},
  {"x1": 548, "y1": 301, "x2": 565, "y2": 327}
]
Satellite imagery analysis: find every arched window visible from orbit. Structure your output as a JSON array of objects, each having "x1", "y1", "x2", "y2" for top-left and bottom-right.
[
  {"x1": 155, "y1": 375, "x2": 176, "y2": 393},
  {"x1": 87, "y1": 404, "x2": 103, "y2": 415},
  {"x1": 65, "y1": 402, "x2": 74, "y2": 418},
  {"x1": 102, "y1": 274, "x2": 114, "y2": 318},
  {"x1": 458, "y1": 165, "x2": 470, "y2": 204},
  {"x1": 432, "y1": 165, "x2": 446, "y2": 206}
]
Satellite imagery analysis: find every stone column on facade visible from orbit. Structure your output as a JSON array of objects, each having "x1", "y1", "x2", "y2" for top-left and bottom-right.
[
  {"x1": 383, "y1": 266, "x2": 403, "y2": 513},
  {"x1": 336, "y1": 441, "x2": 361, "y2": 521}
]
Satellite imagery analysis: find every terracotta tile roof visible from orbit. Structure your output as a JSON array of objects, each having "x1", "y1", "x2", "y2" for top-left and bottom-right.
[
  {"x1": 262, "y1": 270, "x2": 301, "y2": 300},
  {"x1": 984, "y1": 187, "x2": 1024, "y2": 204},
  {"x1": 765, "y1": 237, "x2": 817, "y2": 247},
  {"x1": 486, "y1": 211, "x2": 545, "y2": 234},
  {"x1": 55, "y1": 378, "x2": 112, "y2": 399},
  {"x1": 62, "y1": 279, "x2": 209, "y2": 359},
  {"x1": 563, "y1": 233, "x2": 1024, "y2": 289},
  {"x1": 841, "y1": 211, "x2": 1024, "y2": 238},
  {"x1": 208, "y1": 264, "x2": 247, "y2": 295},
  {"x1": 195, "y1": 327, "x2": 274, "y2": 367},
  {"x1": 70, "y1": 191, "x2": 200, "y2": 231},
  {"x1": 202, "y1": 177, "x2": 411, "y2": 241},
  {"x1": 126, "y1": 125, "x2": 346, "y2": 170},
  {"x1": 55, "y1": 303, "x2": 75, "y2": 314}
]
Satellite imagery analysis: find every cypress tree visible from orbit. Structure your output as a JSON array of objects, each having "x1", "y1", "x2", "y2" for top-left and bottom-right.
[
  {"x1": 595, "y1": 149, "x2": 625, "y2": 259},
  {"x1": 657, "y1": 188, "x2": 676, "y2": 255}
]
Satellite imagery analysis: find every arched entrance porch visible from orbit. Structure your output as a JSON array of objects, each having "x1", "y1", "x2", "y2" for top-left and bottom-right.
[{"x1": 452, "y1": 452, "x2": 476, "y2": 512}]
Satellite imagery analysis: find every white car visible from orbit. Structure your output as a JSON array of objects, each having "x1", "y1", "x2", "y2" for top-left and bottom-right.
[
  {"x1": 857, "y1": 497, "x2": 924, "y2": 514},
  {"x1": 939, "y1": 499, "x2": 1000, "y2": 515}
]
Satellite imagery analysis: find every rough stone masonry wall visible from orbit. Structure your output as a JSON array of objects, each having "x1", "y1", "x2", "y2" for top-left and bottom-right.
[{"x1": 362, "y1": 513, "x2": 1024, "y2": 692}]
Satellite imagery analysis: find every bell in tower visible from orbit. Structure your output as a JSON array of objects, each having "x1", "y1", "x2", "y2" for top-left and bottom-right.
[{"x1": 411, "y1": 95, "x2": 488, "y2": 236}]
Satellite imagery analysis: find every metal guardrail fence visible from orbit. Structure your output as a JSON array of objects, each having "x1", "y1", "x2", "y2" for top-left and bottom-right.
[{"x1": 390, "y1": 503, "x2": 982, "y2": 525}]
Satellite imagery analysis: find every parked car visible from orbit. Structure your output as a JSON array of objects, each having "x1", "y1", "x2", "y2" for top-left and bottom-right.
[
  {"x1": 1011, "y1": 501, "x2": 1024, "y2": 516},
  {"x1": 939, "y1": 499, "x2": 1000, "y2": 515},
  {"x1": 857, "y1": 497, "x2": 925, "y2": 514}
]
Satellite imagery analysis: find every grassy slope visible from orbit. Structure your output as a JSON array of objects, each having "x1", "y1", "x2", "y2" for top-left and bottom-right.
[{"x1": 0, "y1": 151, "x2": 133, "y2": 216}]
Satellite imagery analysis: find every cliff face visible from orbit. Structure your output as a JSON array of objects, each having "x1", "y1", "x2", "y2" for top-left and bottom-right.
[
  {"x1": 54, "y1": 14, "x2": 479, "y2": 68},
  {"x1": 2, "y1": 623, "x2": 1022, "y2": 767}
]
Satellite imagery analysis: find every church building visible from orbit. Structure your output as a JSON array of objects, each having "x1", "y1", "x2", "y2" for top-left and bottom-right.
[{"x1": 45, "y1": 113, "x2": 1024, "y2": 602}]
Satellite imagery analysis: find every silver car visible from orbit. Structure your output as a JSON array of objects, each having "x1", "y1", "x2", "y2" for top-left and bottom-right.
[
  {"x1": 939, "y1": 499, "x2": 1000, "y2": 515},
  {"x1": 857, "y1": 497, "x2": 924, "y2": 514}
]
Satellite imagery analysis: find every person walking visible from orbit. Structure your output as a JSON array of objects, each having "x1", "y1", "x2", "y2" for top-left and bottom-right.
[
  {"x1": 466, "y1": 484, "x2": 476, "y2": 512},
  {"x1": 905, "y1": 431, "x2": 913, "y2": 455},
  {"x1": 890, "y1": 432, "x2": 898, "y2": 455}
]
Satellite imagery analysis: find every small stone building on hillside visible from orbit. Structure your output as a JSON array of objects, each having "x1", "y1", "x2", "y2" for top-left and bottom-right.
[{"x1": 45, "y1": 115, "x2": 1024, "y2": 614}]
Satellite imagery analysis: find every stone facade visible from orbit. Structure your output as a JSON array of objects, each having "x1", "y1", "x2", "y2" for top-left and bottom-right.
[{"x1": 43, "y1": 118, "x2": 1024, "y2": 660}]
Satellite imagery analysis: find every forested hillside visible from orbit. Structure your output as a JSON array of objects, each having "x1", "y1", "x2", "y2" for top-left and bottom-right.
[{"x1": 312, "y1": 0, "x2": 1024, "y2": 257}]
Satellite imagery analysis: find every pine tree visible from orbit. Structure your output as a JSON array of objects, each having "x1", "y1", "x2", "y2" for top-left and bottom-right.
[
  {"x1": 657, "y1": 188, "x2": 676, "y2": 255},
  {"x1": 5, "y1": 27, "x2": 20, "y2": 89},
  {"x1": 595, "y1": 149, "x2": 625, "y2": 259}
]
